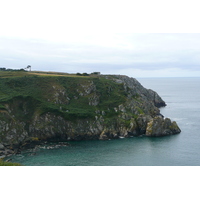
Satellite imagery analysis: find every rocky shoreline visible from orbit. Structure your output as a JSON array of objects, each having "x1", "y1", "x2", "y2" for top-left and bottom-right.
[
  {"x1": 0, "y1": 141, "x2": 71, "y2": 159},
  {"x1": 0, "y1": 118, "x2": 181, "y2": 158}
]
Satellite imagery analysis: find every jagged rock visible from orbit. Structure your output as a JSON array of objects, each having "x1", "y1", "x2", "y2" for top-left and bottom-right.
[
  {"x1": 146, "y1": 116, "x2": 181, "y2": 136},
  {"x1": 109, "y1": 75, "x2": 166, "y2": 108},
  {"x1": 88, "y1": 94, "x2": 100, "y2": 106},
  {"x1": 126, "y1": 118, "x2": 138, "y2": 136},
  {"x1": 147, "y1": 89, "x2": 166, "y2": 107},
  {"x1": 99, "y1": 130, "x2": 109, "y2": 140},
  {"x1": 0, "y1": 143, "x2": 5, "y2": 150},
  {"x1": 136, "y1": 115, "x2": 153, "y2": 135}
]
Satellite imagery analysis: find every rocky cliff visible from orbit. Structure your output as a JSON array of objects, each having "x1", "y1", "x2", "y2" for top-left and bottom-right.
[{"x1": 0, "y1": 72, "x2": 181, "y2": 155}]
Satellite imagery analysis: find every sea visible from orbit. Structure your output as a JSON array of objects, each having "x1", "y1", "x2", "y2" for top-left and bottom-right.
[{"x1": 9, "y1": 77, "x2": 200, "y2": 166}]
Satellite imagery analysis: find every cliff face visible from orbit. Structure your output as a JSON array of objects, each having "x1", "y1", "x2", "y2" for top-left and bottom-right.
[{"x1": 0, "y1": 73, "x2": 181, "y2": 153}]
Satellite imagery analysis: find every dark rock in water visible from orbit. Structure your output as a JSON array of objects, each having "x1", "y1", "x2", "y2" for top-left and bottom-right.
[
  {"x1": 5, "y1": 158, "x2": 12, "y2": 162},
  {"x1": 5, "y1": 149, "x2": 14, "y2": 155},
  {"x1": 0, "y1": 150, "x2": 5, "y2": 156},
  {"x1": 14, "y1": 149, "x2": 21, "y2": 155}
]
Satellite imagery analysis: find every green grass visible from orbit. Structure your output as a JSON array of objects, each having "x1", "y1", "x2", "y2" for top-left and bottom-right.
[
  {"x1": 93, "y1": 77, "x2": 126, "y2": 107},
  {"x1": 0, "y1": 71, "x2": 128, "y2": 121},
  {"x1": 0, "y1": 158, "x2": 21, "y2": 166},
  {"x1": 0, "y1": 70, "x2": 95, "y2": 78}
]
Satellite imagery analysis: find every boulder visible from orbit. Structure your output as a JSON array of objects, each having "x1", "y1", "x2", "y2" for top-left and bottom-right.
[{"x1": 0, "y1": 143, "x2": 5, "y2": 150}]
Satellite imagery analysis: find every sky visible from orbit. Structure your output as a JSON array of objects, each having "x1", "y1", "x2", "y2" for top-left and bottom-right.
[{"x1": 1, "y1": 0, "x2": 200, "y2": 77}]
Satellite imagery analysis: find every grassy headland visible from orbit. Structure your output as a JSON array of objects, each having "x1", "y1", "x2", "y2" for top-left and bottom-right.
[{"x1": 0, "y1": 70, "x2": 126, "y2": 121}]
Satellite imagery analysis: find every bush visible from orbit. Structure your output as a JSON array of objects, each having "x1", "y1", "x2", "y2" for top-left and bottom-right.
[
  {"x1": 76, "y1": 73, "x2": 89, "y2": 76},
  {"x1": 82, "y1": 73, "x2": 89, "y2": 76}
]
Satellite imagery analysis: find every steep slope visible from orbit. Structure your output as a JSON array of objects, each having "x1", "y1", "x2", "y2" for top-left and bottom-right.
[{"x1": 0, "y1": 72, "x2": 181, "y2": 154}]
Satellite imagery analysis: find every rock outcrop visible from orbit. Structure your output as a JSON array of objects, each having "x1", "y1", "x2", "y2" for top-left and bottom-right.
[
  {"x1": 146, "y1": 116, "x2": 181, "y2": 136},
  {"x1": 0, "y1": 73, "x2": 181, "y2": 153}
]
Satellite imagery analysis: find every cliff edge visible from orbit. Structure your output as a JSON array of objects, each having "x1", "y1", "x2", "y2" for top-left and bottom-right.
[{"x1": 0, "y1": 72, "x2": 181, "y2": 155}]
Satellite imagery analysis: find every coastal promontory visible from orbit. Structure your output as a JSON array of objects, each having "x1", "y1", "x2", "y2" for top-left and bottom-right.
[{"x1": 0, "y1": 71, "x2": 181, "y2": 155}]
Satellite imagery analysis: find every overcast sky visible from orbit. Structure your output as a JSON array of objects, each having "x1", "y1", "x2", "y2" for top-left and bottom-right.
[{"x1": 1, "y1": 0, "x2": 200, "y2": 77}]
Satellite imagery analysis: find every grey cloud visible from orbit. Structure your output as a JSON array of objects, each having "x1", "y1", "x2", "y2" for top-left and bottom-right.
[{"x1": 1, "y1": 34, "x2": 200, "y2": 76}]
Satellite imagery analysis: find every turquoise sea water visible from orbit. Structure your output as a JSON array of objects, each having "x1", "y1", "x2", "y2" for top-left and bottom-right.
[{"x1": 10, "y1": 77, "x2": 200, "y2": 166}]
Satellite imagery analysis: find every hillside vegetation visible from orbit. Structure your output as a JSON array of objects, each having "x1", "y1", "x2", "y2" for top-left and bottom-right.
[
  {"x1": 0, "y1": 158, "x2": 21, "y2": 166},
  {"x1": 0, "y1": 71, "x2": 126, "y2": 121}
]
